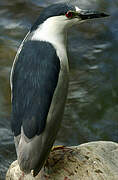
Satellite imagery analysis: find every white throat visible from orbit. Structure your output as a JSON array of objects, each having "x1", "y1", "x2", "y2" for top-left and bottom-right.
[
  {"x1": 31, "y1": 16, "x2": 69, "y2": 65},
  {"x1": 31, "y1": 16, "x2": 68, "y2": 49}
]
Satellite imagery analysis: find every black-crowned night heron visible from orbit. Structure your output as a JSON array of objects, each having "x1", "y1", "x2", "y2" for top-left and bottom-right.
[{"x1": 10, "y1": 2, "x2": 108, "y2": 177}]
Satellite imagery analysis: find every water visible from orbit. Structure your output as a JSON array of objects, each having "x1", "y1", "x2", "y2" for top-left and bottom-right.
[{"x1": 0, "y1": 0, "x2": 118, "y2": 179}]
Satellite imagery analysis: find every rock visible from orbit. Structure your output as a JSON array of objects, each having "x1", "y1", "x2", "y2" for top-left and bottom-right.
[{"x1": 6, "y1": 141, "x2": 118, "y2": 180}]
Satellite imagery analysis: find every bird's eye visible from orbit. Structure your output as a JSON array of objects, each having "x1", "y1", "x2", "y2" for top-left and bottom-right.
[{"x1": 65, "y1": 11, "x2": 73, "y2": 19}]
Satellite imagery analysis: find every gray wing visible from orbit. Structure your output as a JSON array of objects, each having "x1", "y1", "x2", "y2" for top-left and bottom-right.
[{"x1": 11, "y1": 40, "x2": 60, "y2": 139}]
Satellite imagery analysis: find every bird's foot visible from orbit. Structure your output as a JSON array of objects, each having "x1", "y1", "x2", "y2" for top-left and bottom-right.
[
  {"x1": 51, "y1": 145, "x2": 65, "y2": 151},
  {"x1": 44, "y1": 145, "x2": 66, "y2": 170},
  {"x1": 52, "y1": 145, "x2": 74, "y2": 153}
]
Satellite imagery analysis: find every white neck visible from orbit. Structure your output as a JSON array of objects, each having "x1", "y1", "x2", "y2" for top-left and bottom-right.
[
  {"x1": 31, "y1": 16, "x2": 69, "y2": 65},
  {"x1": 31, "y1": 16, "x2": 69, "y2": 48}
]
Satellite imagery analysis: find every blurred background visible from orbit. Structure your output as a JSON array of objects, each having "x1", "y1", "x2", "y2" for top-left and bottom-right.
[{"x1": 0, "y1": 0, "x2": 118, "y2": 179}]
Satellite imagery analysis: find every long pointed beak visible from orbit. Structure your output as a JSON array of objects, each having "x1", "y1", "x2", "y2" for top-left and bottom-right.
[{"x1": 74, "y1": 9, "x2": 109, "y2": 20}]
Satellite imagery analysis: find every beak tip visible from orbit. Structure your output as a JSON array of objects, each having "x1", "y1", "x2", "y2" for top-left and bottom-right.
[{"x1": 101, "y1": 13, "x2": 110, "y2": 17}]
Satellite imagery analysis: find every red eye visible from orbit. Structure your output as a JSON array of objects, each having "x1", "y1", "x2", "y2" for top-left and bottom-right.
[{"x1": 66, "y1": 11, "x2": 73, "y2": 18}]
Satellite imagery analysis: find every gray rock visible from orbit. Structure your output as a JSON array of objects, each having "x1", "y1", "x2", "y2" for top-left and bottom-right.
[{"x1": 6, "y1": 141, "x2": 118, "y2": 180}]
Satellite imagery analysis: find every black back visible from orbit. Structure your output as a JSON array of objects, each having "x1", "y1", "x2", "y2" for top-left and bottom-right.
[
  {"x1": 11, "y1": 40, "x2": 60, "y2": 138},
  {"x1": 31, "y1": 3, "x2": 75, "y2": 32}
]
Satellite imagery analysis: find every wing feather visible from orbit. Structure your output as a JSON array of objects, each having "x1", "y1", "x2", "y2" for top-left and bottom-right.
[{"x1": 11, "y1": 40, "x2": 60, "y2": 139}]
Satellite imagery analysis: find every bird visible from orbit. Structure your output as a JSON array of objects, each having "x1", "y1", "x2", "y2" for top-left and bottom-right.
[{"x1": 10, "y1": 2, "x2": 108, "y2": 177}]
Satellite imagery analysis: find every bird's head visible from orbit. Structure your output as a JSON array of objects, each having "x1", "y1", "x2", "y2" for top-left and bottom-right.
[{"x1": 31, "y1": 3, "x2": 109, "y2": 33}]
